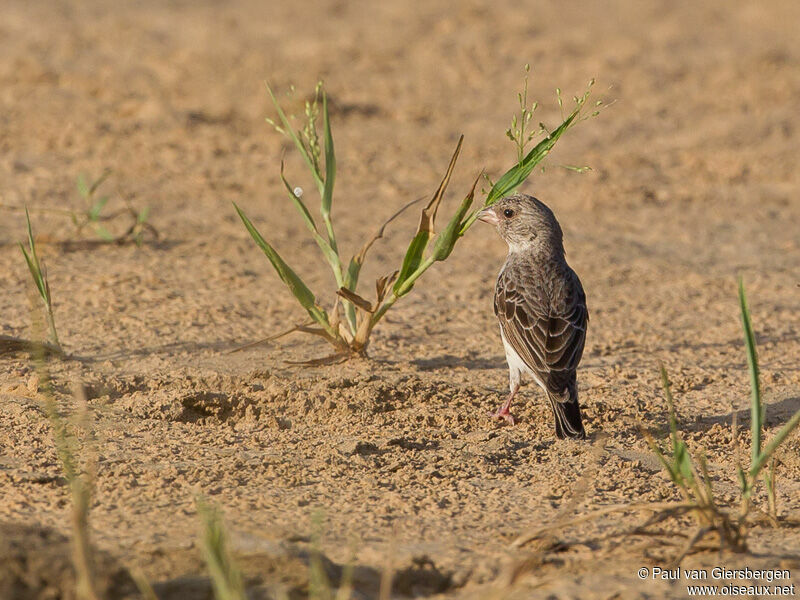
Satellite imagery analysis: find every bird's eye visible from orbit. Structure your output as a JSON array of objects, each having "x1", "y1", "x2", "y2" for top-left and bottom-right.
[{"x1": 503, "y1": 208, "x2": 515, "y2": 218}]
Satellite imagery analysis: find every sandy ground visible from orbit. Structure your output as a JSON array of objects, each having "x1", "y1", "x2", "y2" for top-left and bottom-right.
[{"x1": 1, "y1": 0, "x2": 800, "y2": 598}]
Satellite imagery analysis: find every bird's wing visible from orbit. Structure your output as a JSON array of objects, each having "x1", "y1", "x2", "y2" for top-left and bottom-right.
[{"x1": 494, "y1": 267, "x2": 587, "y2": 396}]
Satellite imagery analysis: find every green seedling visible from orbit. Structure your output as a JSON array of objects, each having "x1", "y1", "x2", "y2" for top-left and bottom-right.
[
  {"x1": 34, "y1": 352, "x2": 99, "y2": 600},
  {"x1": 76, "y1": 171, "x2": 156, "y2": 245},
  {"x1": 236, "y1": 70, "x2": 601, "y2": 358},
  {"x1": 197, "y1": 498, "x2": 247, "y2": 600},
  {"x1": 75, "y1": 170, "x2": 115, "y2": 241},
  {"x1": 20, "y1": 208, "x2": 62, "y2": 352},
  {"x1": 734, "y1": 278, "x2": 800, "y2": 515},
  {"x1": 644, "y1": 280, "x2": 800, "y2": 555}
]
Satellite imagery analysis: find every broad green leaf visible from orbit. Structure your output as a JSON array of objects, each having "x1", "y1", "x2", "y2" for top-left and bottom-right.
[
  {"x1": 738, "y1": 278, "x2": 762, "y2": 464},
  {"x1": 234, "y1": 203, "x2": 332, "y2": 334},
  {"x1": 393, "y1": 233, "x2": 430, "y2": 297}
]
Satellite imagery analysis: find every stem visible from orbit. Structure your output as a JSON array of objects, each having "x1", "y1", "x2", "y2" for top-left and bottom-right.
[
  {"x1": 45, "y1": 304, "x2": 62, "y2": 351},
  {"x1": 370, "y1": 255, "x2": 437, "y2": 328},
  {"x1": 72, "y1": 479, "x2": 99, "y2": 600}
]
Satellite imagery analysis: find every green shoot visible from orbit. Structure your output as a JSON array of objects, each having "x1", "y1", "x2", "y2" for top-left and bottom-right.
[
  {"x1": 737, "y1": 279, "x2": 800, "y2": 509},
  {"x1": 739, "y1": 277, "x2": 762, "y2": 466},
  {"x1": 35, "y1": 352, "x2": 98, "y2": 600},
  {"x1": 76, "y1": 170, "x2": 115, "y2": 241},
  {"x1": 2, "y1": 170, "x2": 156, "y2": 246},
  {"x1": 197, "y1": 498, "x2": 247, "y2": 600},
  {"x1": 75, "y1": 170, "x2": 157, "y2": 244},
  {"x1": 20, "y1": 208, "x2": 62, "y2": 352},
  {"x1": 641, "y1": 280, "x2": 800, "y2": 559}
]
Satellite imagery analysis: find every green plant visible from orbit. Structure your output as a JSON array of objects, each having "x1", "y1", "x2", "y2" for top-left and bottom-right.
[
  {"x1": 75, "y1": 171, "x2": 156, "y2": 245},
  {"x1": 643, "y1": 279, "x2": 800, "y2": 554},
  {"x1": 34, "y1": 359, "x2": 99, "y2": 600},
  {"x1": 236, "y1": 72, "x2": 601, "y2": 358},
  {"x1": 75, "y1": 170, "x2": 115, "y2": 241},
  {"x1": 734, "y1": 278, "x2": 800, "y2": 518},
  {"x1": 197, "y1": 498, "x2": 247, "y2": 600},
  {"x1": 0, "y1": 170, "x2": 157, "y2": 245},
  {"x1": 20, "y1": 208, "x2": 62, "y2": 352}
]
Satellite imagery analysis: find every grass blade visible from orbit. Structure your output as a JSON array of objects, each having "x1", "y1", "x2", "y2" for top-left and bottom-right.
[
  {"x1": 87, "y1": 196, "x2": 110, "y2": 221},
  {"x1": 22, "y1": 208, "x2": 46, "y2": 297},
  {"x1": 738, "y1": 278, "x2": 762, "y2": 465},
  {"x1": 280, "y1": 163, "x2": 342, "y2": 277},
  {"x1": 748, "y1": 408, "x2": 800, "y2": 482},
  {"x1": 91, "y1": 223, "x2": 115, "y2": 242},
  {"x1": 20, "y1": 243, "x2": 46, "y2": 300},
  {"x1": 321, "y1": 91, "x2": 338, "y2": 252},
  {"x1": 20, "y1": 208, "x2": 61, "y2": 349},
  {"x1": 431, "y1": 172, "x2": 480, "y2": 261},
  {"x1": 76, "y1": 173, "x2": 90, "y2": 199},
  {"x1": 87, "y1": 169, "x2": 112, "y2": 196},
  {"x1": 641, "y1": 427, "x2": 681, "y2": 490},
  {"x1": 393, "y1": 136, "x2": 463, "y2": 294},
  {"x1": 280, "y1": 162, "x2": 319, "y2": 233},
  {"x1": 197, "y1": 499, "x2": 247, "y2": 600},
  {"x1": 234, "y1": 203, "x2": 336, "y2": 340},
  {"x1": 659, "y1": 364, "x2": 694, "y2": 488}
]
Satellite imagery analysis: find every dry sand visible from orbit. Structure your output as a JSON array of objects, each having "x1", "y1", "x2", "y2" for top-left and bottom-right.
[{"x1": 1, "y1": 0, "x2": 799, "y2": 598}]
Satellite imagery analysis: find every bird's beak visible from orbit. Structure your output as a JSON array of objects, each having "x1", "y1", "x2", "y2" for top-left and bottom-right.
[{"x1": 477, "y1": 207, "x2": 500, "y2": 226}]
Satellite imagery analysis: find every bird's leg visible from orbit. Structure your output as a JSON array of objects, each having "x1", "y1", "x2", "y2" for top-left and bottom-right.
[{"x1": 490, "y1": 381, "x2": 519, "y2": 425}]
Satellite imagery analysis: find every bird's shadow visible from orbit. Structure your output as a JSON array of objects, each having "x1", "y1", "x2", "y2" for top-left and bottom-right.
[{"x1": 411, "y1": 354, "x2": 506, "y2": 371}]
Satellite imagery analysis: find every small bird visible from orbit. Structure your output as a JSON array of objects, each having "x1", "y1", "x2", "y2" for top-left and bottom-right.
[{"x1": 478, "y1": 193, "x2": 588, "y2": 439}]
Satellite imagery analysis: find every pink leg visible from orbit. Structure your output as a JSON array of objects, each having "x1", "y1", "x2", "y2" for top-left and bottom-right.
[{"x1": 489, "y1": 382, "x2": 519, "y2": 425}]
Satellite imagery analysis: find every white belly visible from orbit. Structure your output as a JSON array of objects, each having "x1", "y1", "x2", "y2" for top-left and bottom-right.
[{"x1": 500, "y1": 327, "x2": 547, "y2": 394}]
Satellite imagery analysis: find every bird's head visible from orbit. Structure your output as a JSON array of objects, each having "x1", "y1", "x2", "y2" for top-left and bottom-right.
[{"x1": 477, "y1": 193, "x2": 564, "y2": 255}]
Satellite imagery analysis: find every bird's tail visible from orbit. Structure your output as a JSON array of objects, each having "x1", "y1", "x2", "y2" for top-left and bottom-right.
[{"x1": 547, "y1": 388, "x2": 585, "y2": 440}]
